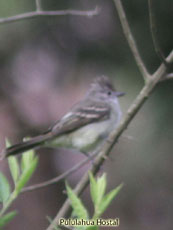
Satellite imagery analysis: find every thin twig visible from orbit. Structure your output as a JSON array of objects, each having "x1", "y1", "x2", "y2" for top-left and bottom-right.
[
  {"x1": 35, "y1": 0, "x2": 42, "y2": 11},
  {"x1": 153, "y1": 50, "x2": 173, "y2": 79},
  {"x1": 47, "y1": 50, "x2": 173, "y2": 230},
  {"x1": 148, "y1": 0, "x2": 169, "y2": 67},
  {"x1": 160, "y1": 73, "x2": 173, "y2": 82},
  {"x1": 113, "y1": 0, "x2": 150, "y2": 82},
  {"x1": 22, "y1": 151, "x2": 98, "y2": 193},
  {"x1": 0, "y1": 7, "x2": 99, "y2": 24},
  {"x1": 165, "y1": 73, "x2": 173, "y2": 80}
]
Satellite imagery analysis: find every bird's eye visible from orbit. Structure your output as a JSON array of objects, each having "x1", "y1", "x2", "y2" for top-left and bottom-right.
[{"x1": 107, "y1": 91, "x2": 112, "y2": 96}]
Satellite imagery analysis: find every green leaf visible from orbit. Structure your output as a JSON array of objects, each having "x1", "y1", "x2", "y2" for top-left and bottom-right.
[
  {"x1": 98, "y1": 183, "x2": 123, "y2": 217},
  {"x1": 0, "y1": 211, "x2": 17, "y2": 228},
  {"x1": 75, "y1": 226, "x2": 87, "y2": 230},
  {"x1": 8, "y1": 156, "x2": 20, "y2": 185},
  {"x1": 89, "y1": 172, "x2": 97, "y2": 205},
  {"x1": 16, "y1": 156, "x2": 38, "y2": 194},
  {"x1": 5, "y1": 139, "x2": 11, "y2": 148},
  {"x1": 86, "y1": 226, "x2": 98, "y2": 230},
  {"x1": 96, "y1": 173, "x2": 106, "y2": 205},
  {"x1": 0, "y1": 172, "x2": 11, "y2": 204},
  {"x1": 21, "y1": 149, "x2": 34, "y2": 172},
  {"x1": 89, "y1": 172, "x2": 107, "y2": 207},
  {"x1": 66, "y1": 182, "x2": 88, "y2": 220}
]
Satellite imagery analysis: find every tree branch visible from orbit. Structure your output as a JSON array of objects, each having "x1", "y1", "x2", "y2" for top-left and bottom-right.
[
  {"x1": 148, "y1": 0, "x2": 169, "y2": 67},
  {"x1": 0, "y1": 7, "x2": 99, "y2": 24},
  {"x1": 46, "y1": 49, "x2": 173, "y2": 230},
  {"x1": 164, "y1": 73, "x2": 173, "y2": 80},
  {"x1": 113, "y1": 0, "x2": 150, "y2": 82},
  {"x1": 35, "y1": 0, "x2": 42, "y2": 11},
  {"x1": 21, "y1": 151, "x2": 97, "y2": 193},
  {"x1": 46, "y1": 0, "x2": 173, "y2": 227}
]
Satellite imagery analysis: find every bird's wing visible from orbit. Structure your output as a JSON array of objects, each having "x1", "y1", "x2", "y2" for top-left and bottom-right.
[
  {"x1": 1, "y1": 101, "x2": 110, "y2": 158},
  {"x1": 49, "y1": 101, "x2": 111, "y2": 136}
]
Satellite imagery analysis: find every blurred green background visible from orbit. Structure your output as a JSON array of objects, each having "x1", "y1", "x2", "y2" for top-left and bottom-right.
[{"x1": 0, "y1": 0, "x2": 173, "y2": 229}]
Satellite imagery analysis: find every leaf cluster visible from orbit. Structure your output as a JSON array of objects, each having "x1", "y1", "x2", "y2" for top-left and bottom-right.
[
  {"x1": 64, "y1": 172, "x2": 123, "y2": 230},
  {"x1": 0, "y1": 140, "x2": 38, "y2": 228}
]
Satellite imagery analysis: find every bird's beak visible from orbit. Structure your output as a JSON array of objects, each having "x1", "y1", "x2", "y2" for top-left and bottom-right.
[{"x1": 115, "y1": 91, "x2": 125, "y2": 97}]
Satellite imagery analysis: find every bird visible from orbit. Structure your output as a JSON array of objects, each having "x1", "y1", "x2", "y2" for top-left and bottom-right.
[{"x1": 1, "y1": 76, "x2": 124, "y2": 159}]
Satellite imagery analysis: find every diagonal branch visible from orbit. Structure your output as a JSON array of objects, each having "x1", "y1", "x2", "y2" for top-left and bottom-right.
[
  {"x1": 0, "y1": 7, "x2": 99, "y2": 24},
  {"x1": 148, "y1": 0, "x2": 169, "y2": 67},
  {"x1": 113, "y1": 0, "x2": 150, "y2": 82},
  {"x1": 46, "y1": 0, "x2": 173, "y2": 227},
  {"x1": 47, "y1": 49, "x2": 173, "y2": 230}
]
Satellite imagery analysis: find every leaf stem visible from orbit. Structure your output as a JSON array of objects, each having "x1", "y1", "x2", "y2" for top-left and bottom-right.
[{"x1": 0, "y1": 191, "x2": 17, "y2": 217}]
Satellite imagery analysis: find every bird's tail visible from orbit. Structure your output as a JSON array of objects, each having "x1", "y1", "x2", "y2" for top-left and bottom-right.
[{"x1": 1, "y1": 133, "x2": 52, "y2": 159}]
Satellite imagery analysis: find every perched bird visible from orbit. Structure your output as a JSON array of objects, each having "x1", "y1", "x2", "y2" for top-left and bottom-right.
[{"x1": 1, "y1": 76, "x2": 124, "y2": 159}]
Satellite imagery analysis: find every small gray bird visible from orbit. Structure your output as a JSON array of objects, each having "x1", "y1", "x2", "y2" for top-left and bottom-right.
[{"x1": 2, "y1": 76, "x2": 124, "y2": 159}]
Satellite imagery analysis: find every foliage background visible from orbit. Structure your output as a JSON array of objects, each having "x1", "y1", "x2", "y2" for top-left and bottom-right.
[{"x1": 0, "y1": 0, "x2": 172, "y2": 229}]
